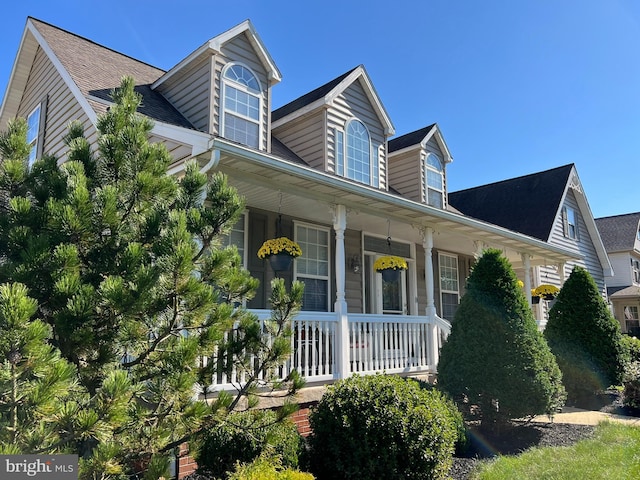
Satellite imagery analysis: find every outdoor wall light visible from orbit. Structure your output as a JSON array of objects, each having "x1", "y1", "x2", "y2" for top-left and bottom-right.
[{"x1": 350, "y1": 255, "x2": 362, "y2": 274}]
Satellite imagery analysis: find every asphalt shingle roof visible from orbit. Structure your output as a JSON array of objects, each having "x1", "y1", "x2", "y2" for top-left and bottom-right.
[
  {"x1": 388, "y1": 124, "x2": 436, "y2": 153},
  {"x1": 595, "y1": 212, "x2": 640, "y2": 252},
  {"x1": 271, "y1": 66, "x2": 359, "y2": 122},
  {"x1": 30, "y1": 17, "x2": 194, "y2": 129},
  {"x1": 448, "y1": 164, "x2": 574, "y2": 241}
]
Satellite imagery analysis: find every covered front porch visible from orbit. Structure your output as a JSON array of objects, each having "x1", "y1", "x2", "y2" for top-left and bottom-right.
[{"x1": 203, "y1": 138, "x2": 579, "y2": 390}]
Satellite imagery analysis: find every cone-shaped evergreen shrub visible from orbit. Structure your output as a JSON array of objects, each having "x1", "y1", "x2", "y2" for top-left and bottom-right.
[
  {"x1": 437, "y1": 249, "x2": 565, "y2": 427},
  {"x1": 544, "y1": 266, "x2": 625, "y2": 404}
]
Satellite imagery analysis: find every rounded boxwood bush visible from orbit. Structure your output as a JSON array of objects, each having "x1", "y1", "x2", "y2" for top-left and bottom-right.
[
  {"x1": 195, "y1": 410, "x2": 303, "y2": 480},
  {"x1": 307, "y1": 374, "x2": 459, "y2": 480}
]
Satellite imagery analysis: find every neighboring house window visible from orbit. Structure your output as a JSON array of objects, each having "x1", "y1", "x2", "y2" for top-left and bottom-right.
[
  {"x1": 439, "y1": 253, "x2": 459, "y2": 321},
  {"x1": 563, "y1": 206, "x2": 578, "y2": 239},
  {"x1": 221, "y1": 213, "x2": 247, "y2": 267},
  {"x1": 27, "y1": 104, "x2": 42, "y2": 167},
  {"x1": 633, "y1": 259, "x2": 640, "y2": 284},
  {"x1": 624, "y1": 305, "x2": 640, "y2": 334},
  {"x1": 346, "y1": 119, "x2": 371, "y2": 184},
  {"x1": 424, "y1": 153, "x2": 444, "y2": 208},
  {"x1": 637, "y1": 227, "x2": 640, "y2": 241},
  {"x1": 222, "y1": 64, "x2": 261, "y2": 149},
  {"x1": 295, "y1": 224, "x2": 330, "y2": 311}
]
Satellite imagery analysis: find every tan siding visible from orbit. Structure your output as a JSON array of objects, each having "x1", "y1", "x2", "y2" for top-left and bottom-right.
[
  {"x1": 388, "y1": 149, "x2": 422, "y2": 202},
  {"x1": 157, "y1": 58, "x2": 212, "y2": 132},
  {"x1": 219, "y1": 34, "x2": 270, "y2": 151},
  {"x1": 273, "y1": 112, "x2": 326, "y2": 169},
  {"x1": 17, "y1": 47, "x2": 96, "y2": 161},
  {"x1": 345, "y1": 229, "x2": 363, "y2": 313}
]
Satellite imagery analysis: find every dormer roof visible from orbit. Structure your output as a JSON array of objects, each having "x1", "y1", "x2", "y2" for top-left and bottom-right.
[
  {"x1": 272, "y1": 65, "x2": 395, "y2": 135},
  {"x1": 595, "y1": 212, "x2": 640, "y2": 253},
  {"x1": 153, "y1": 19, "x2": 281, "y2": 90},
  {"x1": 388, "y1": 123, "x2": 453, "y2": 163}
]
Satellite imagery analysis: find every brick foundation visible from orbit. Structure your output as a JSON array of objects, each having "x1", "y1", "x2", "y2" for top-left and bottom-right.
[
  {"x1": 290, "y1": 401, "x2": 317, "y2": 437},
  {"x1": 176, "y1": 443, "x2": 197, "y2": 479}
]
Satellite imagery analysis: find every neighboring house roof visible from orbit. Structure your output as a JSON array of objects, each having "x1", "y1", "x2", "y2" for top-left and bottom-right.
[
  {"x1": 388, "y1": 123, "x2": 453, "y2": 164},
  {"x1": 609, "y1": 285, "x2": 640, "y2": 299},
  {"x1": 595, "y1": 212, "x2": 640, "y2": 253},
  {"x1": 271, "y1": 65, "x2": 395, "y2": 135},
  {"x1": 449, "y1": 164, "x2": 574, "y2": 241}
]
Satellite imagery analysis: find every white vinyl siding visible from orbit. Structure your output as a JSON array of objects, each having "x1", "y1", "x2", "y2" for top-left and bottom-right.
[{"x1": 295, "y1": 223, "x2": 331, "y2": 312}]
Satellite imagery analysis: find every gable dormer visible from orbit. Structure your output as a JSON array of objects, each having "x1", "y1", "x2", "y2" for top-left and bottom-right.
[
  {"x1": 272, "y1": 66, "x2": 394, "y2": 189},
  {"x1": 387, "y1": 124, "x2": 453, "y2": 209},
  {"x1": 152, "y1": 20, "x2": 281, "y2": 152}
]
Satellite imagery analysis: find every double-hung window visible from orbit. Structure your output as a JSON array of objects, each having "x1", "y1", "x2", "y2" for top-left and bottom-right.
[
  {"x1": 221, "y1": 213, "x2": 248, "y2": 267},
  {"x1": 563, "y1": 206, "x2": 578, "y2": 239},
  {"x1": 295, "y1": 224, "x2": 330, "y2": 311},
  {"x1": 345, "y1": 119, "x2": 371, "y2": 184},
  {"x1": 424, "y1": 153, "x2": 444, "y2": 208},
  {"x1": 27, "y1": 104, "x2": 42, "y2": 167},
  {"x1": 222, "y1": 64, "x2": 261, "y2": 149},
  {"x1": 439, "y1": 253, "x2": 459, "y2": 321}
]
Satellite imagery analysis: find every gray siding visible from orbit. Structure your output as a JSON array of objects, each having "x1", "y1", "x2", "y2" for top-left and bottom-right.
[
  {"x1": 157, "y1": 57, "x2": 212, "y2": 132},
  {"x1": 345, "y1": 229, "x2": 363, "y2": 313},
  {"x1": 17, "y1": 46, "x2": 96, "y2": 160},
  {"x1": 548, "y1": 189, "x2": 606, "y2": 294},
  {"x1": 608, "y1": 253, "x2": 633, "y2": 287}
]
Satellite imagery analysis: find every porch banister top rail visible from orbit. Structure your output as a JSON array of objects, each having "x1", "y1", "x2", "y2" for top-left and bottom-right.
[{"x1": 248, "y1": 309, "x2": 338, "y2": 322}]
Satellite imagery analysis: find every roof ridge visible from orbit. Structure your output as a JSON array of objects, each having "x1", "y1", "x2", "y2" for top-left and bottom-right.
[
  {"x1": 28, "y1": 16, "x2": 166, "y2": 74},
  {"x1": 451, "y1": 163, "x2": 574, "y2": 194}
]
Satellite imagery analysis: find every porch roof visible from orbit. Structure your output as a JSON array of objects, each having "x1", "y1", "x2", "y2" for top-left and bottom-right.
[{"x1": 212, "y1": 138, "x2": 580, "y2": 269}]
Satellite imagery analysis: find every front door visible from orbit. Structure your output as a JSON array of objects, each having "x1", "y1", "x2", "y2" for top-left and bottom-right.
[{"x1": 365, "y1": 254, "x2": 408, "y2": 314}]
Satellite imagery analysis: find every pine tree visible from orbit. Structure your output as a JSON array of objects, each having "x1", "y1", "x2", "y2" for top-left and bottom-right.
[
  {"x1": 0, "y1": 282, "x2": 78, "y2": 453},
  {"x1": 545, "y1": 266, "x2": 625, "y2": 405},
  {"x1": 0, "y1": 77, "x2": 303, "y2": 478},
  {"x1": 437, "y1": 249, "x2": 565, "y2": 429}
]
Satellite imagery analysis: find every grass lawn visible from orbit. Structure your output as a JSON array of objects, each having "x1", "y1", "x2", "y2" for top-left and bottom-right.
[{"x1": 470, "y1": 422, "x2": 640, "y2": 480}]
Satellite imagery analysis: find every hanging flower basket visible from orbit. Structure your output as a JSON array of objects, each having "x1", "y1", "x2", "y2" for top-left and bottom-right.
[
  {"x1": 257, "y1": 237, "x2": 302, "y2": 272},
  {"x1": 533, "y1": 284, "x2": 559, "y2": 301},
  {"x1": 374, "y1": 256, "x2": 407, "y2": 282}
]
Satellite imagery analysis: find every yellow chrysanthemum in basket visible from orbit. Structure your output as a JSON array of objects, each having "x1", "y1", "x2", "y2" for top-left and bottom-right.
[
  {"x1": 257, "y1": 237, "x2": 303, "y2": 259},
  {"x1": 373, "y1": 256, "x2": 408, "y2": 272}
]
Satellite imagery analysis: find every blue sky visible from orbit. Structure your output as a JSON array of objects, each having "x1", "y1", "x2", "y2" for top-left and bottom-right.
[{"x1": 1, "y1": 0, "x2": 639, "y2": 218}]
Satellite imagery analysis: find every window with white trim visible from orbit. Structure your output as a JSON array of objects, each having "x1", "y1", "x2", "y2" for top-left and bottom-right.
[
  {"x1": 295, "y1": 224, "x2": 330, "y2": 311},
  {"x1": 222, "y1": 64, "x2": 261, "y2": 149},
  {"x1": 563, "y1": 206, "x2": 578, "y2": 239},
  {"x1": 633, "y1": 259, "x2": 640, "y2": 284},
  {"x1": 27, "y1": 104, "x2": 42, "y2": 167},
  {"x1": 221, "y1": 213, "x2": 247, "y2": 267},
  {"x1": 624, "y1": 305, "x2": 639, "y2": 333},
  {"x1": 346, "y1": 119, "x2": 371, "y2": 184},
  {"x1": 439, "y1": 253, "x2": 459, "y2": 321},
  {"x1": 424, "y1": 153, "x2": 444, "y2": 208},
  {"x1": 335, "y1": 129, "x2": 344, "y2": 176}
]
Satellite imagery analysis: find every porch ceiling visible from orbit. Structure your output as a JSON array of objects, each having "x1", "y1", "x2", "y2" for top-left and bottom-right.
[{"x1": 212, "y1": 139, "x2": 580, "y2": 268}]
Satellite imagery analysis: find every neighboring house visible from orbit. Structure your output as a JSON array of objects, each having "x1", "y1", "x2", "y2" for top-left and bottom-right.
[
  {"x1": 449, "y1": 164, "x2": 612, "y2": 328},
  {"x1": 595, "y1": 212, "x2": 640, "y2": 336},
  {"x1": 0, "y1": 17, "x2": 581, "y2": 387}
]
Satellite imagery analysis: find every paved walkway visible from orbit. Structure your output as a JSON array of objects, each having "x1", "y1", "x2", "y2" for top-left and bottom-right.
[{"x1": 531, "y1": 408, "x2": 640, "y2": 426}]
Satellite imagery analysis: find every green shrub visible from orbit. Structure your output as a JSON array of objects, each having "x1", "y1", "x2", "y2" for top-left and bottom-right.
[
  {"x1": 621, "y1": 334, "x2": 640, "y2": 364},
  {"x1": 622, "y1": 361, "x2": 640, "y2": 410},
  {"x1": 437, "y1": 249, "x2": 566, "y2": 428},
  {"x1": 227, "y1": 455, "x2": 314, "y2": 480},
  {"x1": 307, "y1": 374, "x2": 459, "y2": 480},
  {"x1": 545, "y1": 266, "x2": 626, "y2": 405},
  {"x1": 195, "y1": 410, "x2": 303, "y2": 480}
]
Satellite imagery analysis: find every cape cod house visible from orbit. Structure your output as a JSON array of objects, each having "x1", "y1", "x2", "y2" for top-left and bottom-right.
[
  {"x1": 449, "y1": 164, "x2": 612, "y2": 328},
  {"x1": 595, "y1": 212, "x2": 640, "y2": 336},
  {"x1": 0, "y1": 17, "x2": 582, "y2": 389}
]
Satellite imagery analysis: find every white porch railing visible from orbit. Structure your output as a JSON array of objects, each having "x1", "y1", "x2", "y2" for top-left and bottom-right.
[{"x1": 205, "y1": 310, "x2": 451, "y2": 392}]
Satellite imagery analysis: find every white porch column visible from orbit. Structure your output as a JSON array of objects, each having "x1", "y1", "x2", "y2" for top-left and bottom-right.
[
  {"x1": 521, "y1": 253, "x2": 532, "y2": 307},
  {"x1": 422, "y1": 227, "x2": 440, "y2": 368},
  {"x1": 557, "y1": 262, "x2": 566, "y2": 284},
  {"x1": 332, "y1": 205, "x2": 349, "y2": 379}
]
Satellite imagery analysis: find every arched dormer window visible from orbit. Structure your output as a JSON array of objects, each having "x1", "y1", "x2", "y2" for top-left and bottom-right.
[
  {"x1": 222, "y1": 64, "x2": 261, "y2": 148},
  {"x1": 346, "y1": 119, "x2": 371, "y2": 184},
  {"x1": 424, "y1": 152, "x2": 444, "y2": 208}
]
